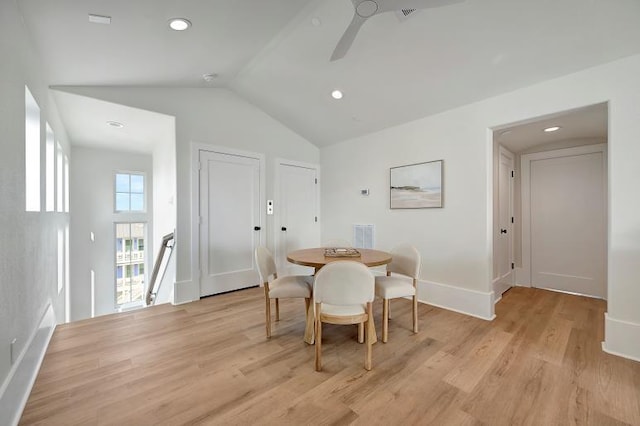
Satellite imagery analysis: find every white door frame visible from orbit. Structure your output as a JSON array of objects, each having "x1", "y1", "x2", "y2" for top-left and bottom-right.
[
  {"x1": 273, "y1": 158, "x2": 320, "y2": 272},
  {"x1": 520, "y1": 143, "x2": 607, "y2": 287},
  {"x1": 494, "y1": 145, "x2": 515, "y2": 297},
  {"x1": 190, "y1": 143, "x2": 266, "y2": 296}
]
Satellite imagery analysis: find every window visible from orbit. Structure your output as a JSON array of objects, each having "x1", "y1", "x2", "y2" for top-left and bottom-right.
[
  {"x1": 115, "y1": 222, "x2": 146, "y2": 308},
  {"x1": 25, "y1": 86, "x2": 41, "y2": 212},
  {"x1": 57, "y1": 228, "x2": 64, "y2": 293},
  {"x1": 64, "y1": 155, "x2": 69, "y2": 212},
  {"x1": 45, "y1": 123, "x2": 55, "y2": 212},
  {"x1": 115, "y1": 173, "x2": 145, "y2": 212},
  {"x1": 56, "y1": 142, "x2": 63, "y2": 212},
  {"x1": 65, "y1": 225, "x2": 70, "y2": 323}
]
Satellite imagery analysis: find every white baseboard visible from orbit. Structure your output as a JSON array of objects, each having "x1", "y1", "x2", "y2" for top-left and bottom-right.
[
  {"x1": 417, "y1": 279, "x2": 495, "y2": 321},
  {"x1": 492, "y1": 278, "x2": 512, "y2": 304},
  {"x1": 602, "y1": 313, "x2": 640, "y2": 363},
  {"x1": 514, "y1": 267, "x2": 530, "y2": 287},
  {"x1": 0, "y1": 303, "x2": 56, "y2": 426},
  {"x1": 173, "y1": 280, "x2": 199, "y2": 305}
]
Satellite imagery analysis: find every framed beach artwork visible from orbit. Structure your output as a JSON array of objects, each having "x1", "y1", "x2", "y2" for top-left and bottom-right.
[{"x1": 390, "y1": 160, "x2": 443, "y2": 209}]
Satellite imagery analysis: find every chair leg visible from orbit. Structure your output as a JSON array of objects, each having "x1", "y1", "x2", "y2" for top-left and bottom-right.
[
  {"x1": 315, "y1": 303, "x2": 322, "y2": 371},
  {"x1": 304, "y1": 298, "x2": 314, "y2": 345},
  {"x1": 382, "y1": 298, "x2": 389, "y2": 343},
  {"x1": 304, "y1": 297, "x2": 310, "y2": 313},
  {"x1": 275, "y1": 298, "x2": 280, "y2": 322},
  {"x1": 358, "y1": 323, "x2": 364, "y2": 343},
  {"x1": 412, "y1": 294, "x2": 418, "y2": 333},
  {"x1": 365, "y1": 302, "x2": 373, "y2": 371},
  {"x1": 264, "y1": 290, "x2": 271, "y2": 339}
]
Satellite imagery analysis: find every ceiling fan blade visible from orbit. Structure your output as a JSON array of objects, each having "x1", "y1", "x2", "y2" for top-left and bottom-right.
[
  {"x1": 331, "y1": 13, "x2": 368, "y2": 61},
  {"x1": 378, "y1": 0, "x2": 465, "y2": 13}
]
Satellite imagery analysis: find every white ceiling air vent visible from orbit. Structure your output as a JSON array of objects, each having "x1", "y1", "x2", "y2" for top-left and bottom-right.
[{"x1": 395, "y1": 8, "x2": 418, "y2": 22}]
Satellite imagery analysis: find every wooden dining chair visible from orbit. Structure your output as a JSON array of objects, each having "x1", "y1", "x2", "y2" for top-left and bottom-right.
[
  {"x1": 255, "y1": 246, "x2": 312, "y2": 339},
  {"x1": 313, "y1": 261, "x2": 375, "y2": 371},
  {"x1": 375, "y1": 244, "x2": 421, "y2": 343}
]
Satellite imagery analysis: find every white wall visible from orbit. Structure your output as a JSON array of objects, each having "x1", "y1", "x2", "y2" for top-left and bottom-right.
[
  {"x1": 54, "y1": 87, "x2": 320, "y2": 302},
  {"x1": 0, "y1": 0, "x2": 71, "y2": 421},
  {"x1": 151, "y1": 118, "x2": 177, "y2": 304},
  {"x1": 321, "y1": 54, "x2": 640, "y2": 359},
  {"x1": 69, "y1": 147, "x2": 153, "y2": 320}
]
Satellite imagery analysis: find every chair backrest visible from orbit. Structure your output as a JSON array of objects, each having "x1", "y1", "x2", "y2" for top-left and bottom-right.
[
  {"x1": 313, "y1": 261, "x2": 374, "y2": 305},
  {"x1": 322, "y1": 238, "x2": 352, "y2": 248},
  {"x1": 387, "y1": 244, "x2": 421, "y2": 279},
  {"x1": 255, "y1": 246, "x2": 277, "y2": 283}
]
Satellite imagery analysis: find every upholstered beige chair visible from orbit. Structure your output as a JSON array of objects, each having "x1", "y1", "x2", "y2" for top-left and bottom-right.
[
  {"x1": 313, "y1": 261, "x2": 375, "y2": 371},
  {"x1": 322, "y1": 239, "x2": 352, "y2": 248},
  {"x1": 255, "y1": 246, "x2": 312, "y2": 339},
  {"x1": 375, "y1": 244, "x2": 421, "y2": 343}
]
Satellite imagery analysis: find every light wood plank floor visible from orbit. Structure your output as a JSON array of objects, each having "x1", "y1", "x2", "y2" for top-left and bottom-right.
[{"x1": 21, "y1": 287, "x2": 640, "y2": 425}]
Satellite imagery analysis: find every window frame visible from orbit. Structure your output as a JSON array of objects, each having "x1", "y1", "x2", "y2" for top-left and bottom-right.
[
  {"x1": 25, "y1": 86, "x2": 41, "y2": 212},
  {"x1": 114, "y1": 221, "x2": 148, "y2": 310},
  {"x1": 114, "y1": 171, "x2": 146, "y2": 213}
]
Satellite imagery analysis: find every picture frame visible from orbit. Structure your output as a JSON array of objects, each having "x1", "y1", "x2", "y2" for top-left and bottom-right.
[{"x1": 390, "y1": 160, "x2": 443, "y2": 209}]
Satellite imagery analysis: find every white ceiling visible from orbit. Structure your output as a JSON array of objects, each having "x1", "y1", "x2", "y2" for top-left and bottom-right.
[
  {"x1": 18, "y1": 0, "x2": 640, "y2": 148},
  {"x1": 18, "y1": 0, "x2": 315, "y2": 87},
  {"x1": 496, "y1": 103, "x2": 608, "y2": 153},
  {"x1": 51, "y1": 90, "x2": 174, "y2": 154}
]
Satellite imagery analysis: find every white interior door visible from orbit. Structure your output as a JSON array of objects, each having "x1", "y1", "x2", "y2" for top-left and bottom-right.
[
  {"x1": 496, "y1": 146, "x2": 515, "y2": 297},
  {"x1": 199, "y1": 150, "x2": 261, "y2": 296},
  {"x1": 529, "y1": 148, "x2": 606, "y2": 298},
  {"x1": 276, "y1": 162, "x2": 319, "y2": 275}
]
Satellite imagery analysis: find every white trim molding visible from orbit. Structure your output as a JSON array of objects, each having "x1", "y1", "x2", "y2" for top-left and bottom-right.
[
  {"x1": 173, "y1": 279, "x2": 199, "y2": 305},
  {"x1": 602, "y1": 313, "x2": 640, "y2": 363},
  {"x1": 492, "y1": 277, "x2": 509, "y2": 304},
  {"x1": 417, "y1": 279, "x2": 495, "y2": 320},
  {"x1": 0, "y1": 304, "x2": 56, "y2": 426}
]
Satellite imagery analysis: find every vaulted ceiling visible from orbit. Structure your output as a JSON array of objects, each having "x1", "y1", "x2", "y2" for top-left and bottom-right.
[{"x1": 18, "y1": 0, "x2": 640, "y2": 147}]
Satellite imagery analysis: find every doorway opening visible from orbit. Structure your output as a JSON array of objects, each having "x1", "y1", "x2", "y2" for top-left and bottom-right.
[{"x1": 492, "y1": 102, "x2": 608, "y2": 300}]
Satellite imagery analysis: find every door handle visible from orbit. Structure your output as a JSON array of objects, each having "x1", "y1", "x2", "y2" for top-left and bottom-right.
[
  {"x1": 500, "y1": 228, "x2": 507, "y2": 234},
  {"x1": 254, "y1": 226, "x2": 261, "y2": 231},
  {"x1": 281, "y1": 227, "x2": 287, "y2": 231}
]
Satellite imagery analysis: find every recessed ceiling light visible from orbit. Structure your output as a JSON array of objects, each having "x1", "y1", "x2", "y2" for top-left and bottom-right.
[
  {"x1": 331, "y1": 89, "x2": 343, "y2": 100},
  {"x1": 106, "y1": 121, "x2": 124, "y2": 128},
  {"x1": 203, "y1": 73, "x2": 218, "y2": 82},
  {"x1": 544, "y1": 126, "x2": 561, "y2": 132},
  {"x1": 168, "y1": 18, "x2": 191, "y2": 31},
  {"x1": 88, "y1": 14, "x2": 111, "y2": 25}
]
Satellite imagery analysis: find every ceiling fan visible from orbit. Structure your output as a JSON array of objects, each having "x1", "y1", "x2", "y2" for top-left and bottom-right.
[{"x1": 331, "y1": 0, "x2": 465, "y2": 61}]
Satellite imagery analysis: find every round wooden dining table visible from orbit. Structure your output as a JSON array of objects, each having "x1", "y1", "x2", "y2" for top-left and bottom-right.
[
  {"x1": 287, "y1": 248, "x2": 392, "y2": 273},
  {"x1": 286, "y1": 247, "x2": 392, "y2": 344}
]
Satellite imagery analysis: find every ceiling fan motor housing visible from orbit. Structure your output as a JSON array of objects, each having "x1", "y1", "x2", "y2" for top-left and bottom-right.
[{"x1": 356, "y1": 1, "x2": 379, "y2": 18}]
